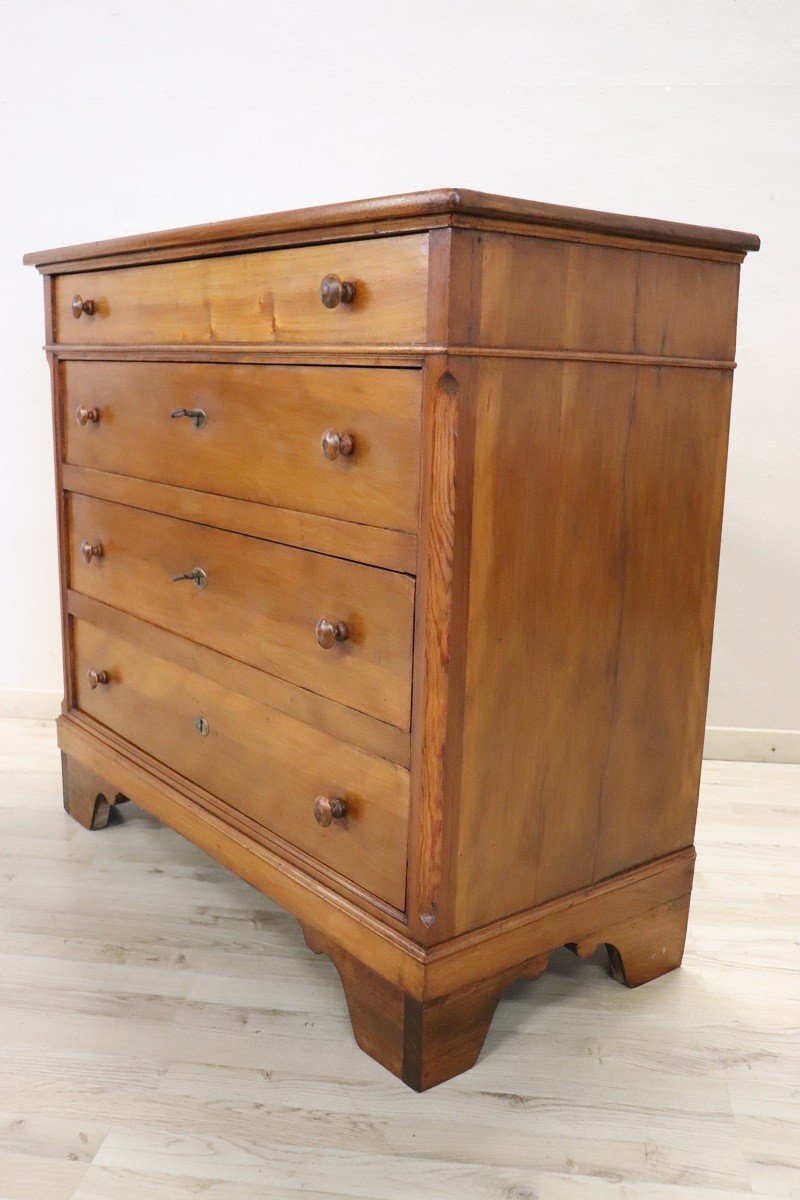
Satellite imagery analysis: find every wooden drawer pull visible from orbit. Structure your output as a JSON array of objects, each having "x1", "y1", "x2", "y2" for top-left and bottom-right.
[
  {"x1": 313, "y1": 796, "x2": 347, "y2": 827},
  {"x1": 76, "y1": 405, "x2": 100, "y2": 426},
  {"x1": 71, "y1": 294, "x2": 95, "y2": 319},
  {"x1": 80, "y1": 539, "x2": 103, "y2": 564},
  {"x1": 321, "y1": 429, "x2": 355, "y2": 461},
  {"x1": 316, "y1": 618, "x2": 348, "y2": 649},
  {"x1": 320, "y1": 274, "x2": 356, "y2": 309},
  {"x1": 87, "y1": 668, "x2": 109, "y2": 689}
]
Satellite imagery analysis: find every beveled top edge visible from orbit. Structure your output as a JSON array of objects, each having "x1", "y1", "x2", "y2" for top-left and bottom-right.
[{"x1": 23, "y1": 187, "x2": 761, "y2": 268}]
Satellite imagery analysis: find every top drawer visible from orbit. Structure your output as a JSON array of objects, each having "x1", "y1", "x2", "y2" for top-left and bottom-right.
[{"x1": 53, "y1": 234, "x2": 429, "y2": 346}]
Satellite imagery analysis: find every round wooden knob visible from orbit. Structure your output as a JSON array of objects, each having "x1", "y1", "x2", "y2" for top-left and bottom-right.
[
  {"x1": 313, "y1": 796, "x2": 347, "y2": 827},
  {"x1": 87, "y1": 668, "x2": 109, "y2": 689},
  {"x1": 315, "y1": 618, "x2": 348, "y2": 649},
  {"x1": 76, "y1": 405, "x2": 100, "y2": 426},
  {"x1": 71, "y1": 295, "x2": 95, "y2": 319},
  {"x1": 321, "y1": 429, "x2": 355, "y2": 460},
  {"x1": 320, "y1": 274, "x2": 356, "y2": 309},
  {"x1": 80, "y1": 539, "x2": 103, "y2": 564}
]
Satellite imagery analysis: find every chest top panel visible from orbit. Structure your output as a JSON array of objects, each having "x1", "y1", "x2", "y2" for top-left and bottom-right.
[{"x1": 24, "y1": 187, "x2": 759, "y2": 273}]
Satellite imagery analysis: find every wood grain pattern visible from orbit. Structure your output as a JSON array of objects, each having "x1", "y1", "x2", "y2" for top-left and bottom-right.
[
  {"x1": 24, "y1": 187, "x2": 759, "y2": 269},
  {"x1": 303, "y1": 933, "x2": 550, "y2": 1091},
  {"x1": 447, "y1": 229, "x2": 742, "y2": 358},
  {"x1": 71, "y1": 620, "x2": 410, "y2": 908},
  {"x1": 2, "y1": 720, "x2": 793, "y2": 1195},
  {"x1": 56, "y1": 709, "x2": 696, "y2": 994},
  {"x1": 26, "y1": 190, "x2": 758, "y2": 1091},
  {"x1": 63, "y1": 464, "x2": 416, "y2": 575},
  {"x1": 67, "y1": 591, "x2": 410, "y2": 768},
  {"x1": 450, "y1": 358, "x2": 732, "y2": 933},
  {"x1": 406, "y1": 357, "x2": 476, "y2": 944},
  {"x1": 61, "y1": 752, "x2": 127, "y2": 830},
  {"x1": 570, "y1": 894, "x2": 691, "y2": 987},
  {"x1": 43, "y1": 278, "x2": 78, "y2": 722},
  {"x1": 52, "y1": 342, "x2": 429, "y2": 367},
  {"x1": 57, "y1": 713, "x2": 423, "y2": 982},
  {"x1": 426, "y1": 850, "x2": 695, "y2": 1000},
  {"x1": 309, "y1": 886, "x2": 692, "y2": 1088},
  {"x1": 53, "y1": 234, "x2": 429, "y2": 345},
  {"x1": 49, "y1": 341, "x2": 736, "y2": 367},
  {"x1": 63, "y1": 360, "x2": 421, "y2": 534},
  {"x1": 67, "y1": 494, "x2": 415, "y2": 730}
]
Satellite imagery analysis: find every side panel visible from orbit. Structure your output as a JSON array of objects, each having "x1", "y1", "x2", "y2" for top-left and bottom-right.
[
  {"x1": 452, "y1": 357, "x2": 734, "y2": 933},
  {"x1": 447, "y1": 230, "x2": 741, "y2": 360}
]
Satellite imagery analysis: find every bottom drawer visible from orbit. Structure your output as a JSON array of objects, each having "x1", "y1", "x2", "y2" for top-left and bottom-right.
[{"x1": 72, "y1": 619, "x2": 409, "y2": 909}]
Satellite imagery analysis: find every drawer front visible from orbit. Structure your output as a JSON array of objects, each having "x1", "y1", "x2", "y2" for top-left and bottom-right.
[
  {"x1": 54, "y1": 234, "x2": 429, "y2": 345},
  {"x1": 68, "y1": 495, "x2": 414, "y2": 730},
  {"x1": 64, "y1": 361, "x2": 421, "y2": 533},
  {"x1": 73, "y1": 620, "x2": 409, "y2": 908}
]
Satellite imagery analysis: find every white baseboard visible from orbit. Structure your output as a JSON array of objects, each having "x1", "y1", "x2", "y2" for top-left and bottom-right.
[
  {"x1": 0, "y1": 691, "x2": 797, "y2": 764},
  {"x1": 0, "y1": 689, "x2": 61, "y2": 720},
  {"x1": 703, "y1": 726, "x2": 800, "y2": 764}
]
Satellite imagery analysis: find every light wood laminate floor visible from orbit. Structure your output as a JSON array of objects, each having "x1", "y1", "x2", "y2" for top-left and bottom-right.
[{"x1": 0, "y1": 716, "x2": 798, "y2": 1200}]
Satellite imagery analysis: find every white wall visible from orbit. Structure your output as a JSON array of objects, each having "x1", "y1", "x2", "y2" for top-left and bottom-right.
[{"x1": 2, "y1": 1, "x2": 798, "y2": 751}]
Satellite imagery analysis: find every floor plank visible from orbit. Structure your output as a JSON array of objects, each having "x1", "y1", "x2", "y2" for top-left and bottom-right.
[{"x1": 0, "y1": 717, "x2": 797, "y2": 1199}]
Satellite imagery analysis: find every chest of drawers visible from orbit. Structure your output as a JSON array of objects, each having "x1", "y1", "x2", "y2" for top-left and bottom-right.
[{"x1": 26, "y1": 190, "x2": 759, "y2": 1089}]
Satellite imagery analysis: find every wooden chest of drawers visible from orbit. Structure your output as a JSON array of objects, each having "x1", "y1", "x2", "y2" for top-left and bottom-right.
[{"x1": 26, "y1": 190, "x2": 759, "y2": 1089}]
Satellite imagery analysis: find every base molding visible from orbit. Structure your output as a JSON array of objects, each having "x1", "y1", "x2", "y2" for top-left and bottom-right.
[
  {"x1": 59, "y1": 717, "x2": 695, "y2": 1089},
  {"x1": 703, "y1": 725, "x2": 800, "y2": 763},
  {"x1": 306, "y1": 890, "x2": 690, "y2": 1090}
]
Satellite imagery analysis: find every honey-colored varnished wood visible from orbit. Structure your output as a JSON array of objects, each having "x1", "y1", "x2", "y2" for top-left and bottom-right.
[
  {"x1": 297, "y1": 867, "x2": 691, "y2": 1089},
  {"x1": 67, "y1": 590, "x2": 410, "y2": 768},
  {"x1": 61, "y1": 464, "x2": 417, "y2": 575},
  {"x1": 312, "y1": 936, "x2": 548, "y2": 1092},
  {"x1": 56, "y1": 702, "x2": 696, "y2": 1089},
  {"x1": 406, "y1": 356, "x2": 476, "y2": 944},
  {"x1": 67, "y1": 493, "x2": 415, "y2": 730},
  {"x1": 446, "y1": 229, "x2": 742, "y2": 358},
  {"x1": 569, "y1": 894, "x2": 692, "y2": 988},
  {"x1": 61, "y1": 752, "x2": 126, "y2": 830},
  {"x1": 63, "y1": 360, "x2": 422, "y2": 533},
  {"x1": 72, "y1": 619, "x2": 410, "y2": 909},
  {"x1": 28, "y1": 190, "x2": 758, "y2": 1089},
  {"x1": 4, "y1": 718, "x2": 796, "y2": 1193},
  {"x1": 447, "y1": 357, "x2": 733, "y2": 934},
  {"x1": 52, "y1": 234, "x2": 429, "y2": 345},
  {"x1": 24, "y1": 187, "x2": 759, "y2": 271}
]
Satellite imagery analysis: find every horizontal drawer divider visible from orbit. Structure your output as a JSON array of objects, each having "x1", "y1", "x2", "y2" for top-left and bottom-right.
[
  {"x1": 63, "y1": 465, "x2": 417, "y2": 576},
  {"x1": 50, "y1": 343, "x2": 430, "y2": 367},
  {"x1": 67, "y1": 591, "x2": 411, "y2": 769},
  {"x1": 48, "y1": 343, "x2": 737, "y2": 369},
  {"x1": 67, "y1": 492, "x2": 415, "y2": 728}
]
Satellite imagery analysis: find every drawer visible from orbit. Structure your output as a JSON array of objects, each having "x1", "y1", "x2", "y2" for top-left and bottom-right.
[
  {"x1": 72, "y1": 619, "x2": 409, "y2": 908},
  {"x1": 68, "y1": 494, "x2": 414, "y2": 730},
  {"x1": 63, "y1": 361, "x2": 421, "y2": 533},
  {"x1": 54, "y1": 234, "x2": 429, "y2": 345}
]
